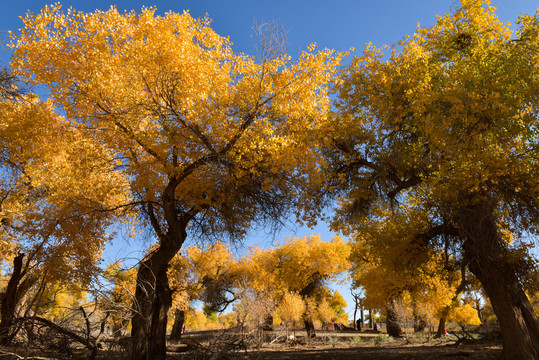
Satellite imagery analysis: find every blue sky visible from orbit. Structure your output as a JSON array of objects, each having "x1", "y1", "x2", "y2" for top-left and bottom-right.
[
  {"x1": 2, "y1": 0, "x2": 538, "y2": 318},
  {"x1": 2, "y1": 1, "x2": 538, "y2": 63}
]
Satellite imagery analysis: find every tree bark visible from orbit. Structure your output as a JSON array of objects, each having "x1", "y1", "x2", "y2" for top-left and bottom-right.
[
  {"x1": 169, "y1": 308, "x2": 185, "y2": 341},
  {"x1": 263, "y1": 314, "x2": 274, "y2": 331},
  {"x1": 130, "y1": 217, "x2": 188, "y2": 360},
  {"x1": 303, "y1": 316, "x2": 316, "y2": 338},
  {"x1": 473, "y1": 297, "x2": 484, "y2": 324},
  {"x1": 0, "y1": 252, "x2": 25, "y2": 346},
  {"x1": 436, "y1": 315, "x2": 447, "y2": 338},
  {"x1": 460, "y1": 203, "x2": 539, "y2": 360},
  {"x1": 414, "y1": 315, "x2": 427, "y2": 333},
  {"x1": 131, "y1": 256, "x2": 173, "y2": 360},
  {"x1": 353, "y1": 301, "x2": 357, "y2": 330},
  {"x1": 298, "y1": 273, "x2": 321, "y2": 338},
  {"x1": 386, "y1": 300, "x2": 402, "y2": 337},
  {"x1": 129, "y1": 178, "x2": 197, "y2": 360}
]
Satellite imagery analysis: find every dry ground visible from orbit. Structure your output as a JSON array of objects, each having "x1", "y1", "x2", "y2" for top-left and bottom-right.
[
  {"x1": 0, "y1": 330, "x2": 503, "y2": 359},
  {"x1": 242, "y1": 340, "x2": 502, "y2": 360},
  {"x1": 168, "y1": 330, "x2": 502, "y2": 360}
]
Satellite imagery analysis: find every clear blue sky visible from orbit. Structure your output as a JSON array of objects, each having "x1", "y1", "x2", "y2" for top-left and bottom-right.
[
  {"x1": 2, "y1": 0, "x2": 537, "y2": 318},
  {"x1": 1, "y1": 1, "x2": 537, "y2": 62}
]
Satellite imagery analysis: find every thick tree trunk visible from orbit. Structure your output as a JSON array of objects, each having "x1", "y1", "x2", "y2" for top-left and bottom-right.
[
  {"x1": 263, "y1": 314, "x2": 274, "y2": 331},
  {"x1": 436, "y1": 315, "x2": 447, "y2": 338},
  {"x1": 460, "y1": 203, "x2": 539, "y2": 360},
  {"x1": 414, "y1": 316, "x2": 427, "y2": 333},
  {"x1": 169, "y1": 308, "x2": 185, "y2": 341},
  {"x1": 130, "y1": 223, "x2": 188, "y2": 360},
  {"x1": 303, "y1": 316, "x2": 316, "y2": 338},
  {"x1": 131, "y1": 259, "x2": 172, "y2": 360},
  {"x1": 298, "y1": 274, "x2": 321, "y2": 339},
  {"x1": 386, "y1": 300, "x2": 402, "y2": 337},
  {"x1": 0, "y1": 252, "x2": 25, "y2": 346}
]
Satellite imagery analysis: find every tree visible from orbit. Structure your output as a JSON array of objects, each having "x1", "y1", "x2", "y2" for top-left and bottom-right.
[
  {"x1": 238, "y1": 235, "x2": 350, "y2": 337},
  {"x1": 317, "y1": 298, "x2": 336, "y2": 326},
  {"x1": 276, "y1": 291, "x2": 305, "y2": 338},
  {"x1": 101, "y1": 262, "x2": 138, "y2": 337},
  {"x1": 350, "y1": 289, "x2": 364, "y2": 330},
  {"x1": 328, "y1": 290, "x2": 347, "y2": 321},
  {"x1": 168, "y1": 241, "x2": 237, "y2": 340},
  {"x1": 0, "y1": 73, "x2": 128, "y2": 345},
  {"x1": 330, "y1": 1, "x2": 539, "y2": 357},
  {"x1": 11, "y1": 6, "x2": 343, "y2": 359},
  {"x1": 347, "y1": 201, "x2": 472, "y2": 337}
]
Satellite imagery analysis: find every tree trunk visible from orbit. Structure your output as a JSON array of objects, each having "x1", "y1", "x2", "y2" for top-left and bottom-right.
[
  {"x1": 169, "y1": 308, "x2": 185, "y2": 341},
  {"x1": 436, "y1": 266, "x2": 467, "y2": 338},
  {"x1": 414, "y1": 316, "x2": 427, "y2": 333},
  {"x1": 353, "y1": 302, "x2": 358, "y2": 330},
  {"x1": 436, "y1": 315, "x2": 447, "y2": 338},
  {"x1": 386, "y1": 300, "x2": 402, "y2": 337},
  {"x1": 303, "y1": 316, "x2": 316, "y2": 338},
  {"x1": 460, "y1": 203, "x2": 539, "y2": 360},
  {"x1": 263, "y1": 314, "x2": 274, "y2": 331},
  {"x1": 360, "y1": 308, "x2": 364, "y2": 330},
  {"x1": 131, "y1": 260, "x2": 172, "y2": 360},
  {"x1": 473, "y1": 299, "x2": 484, "y2": 324},
  {"x1": 0, "y1": 252, "x2": 25, "y2": 346},
  {"x1": 369, "y1": 309, "x2": 373, "y2": 329},
  {"x1": 413, "y1": 302, "x2": 427, "y2": 332},
  {"x1": 130, "y1": 222, "x2": 188, "y2": 360},
  {"x1": 298, "y1": 274, "x2": 321, "y2": 339}
]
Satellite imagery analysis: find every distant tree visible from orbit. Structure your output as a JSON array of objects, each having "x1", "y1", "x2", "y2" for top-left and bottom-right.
[
  {"x1": 237, "y1": 235, "x2": 350, "y2": 337},
  {"x1": 168, "y1": 242, "x2": 237, "y2": 340},
  {"x1": 277, "y1": 291, "x2": 305, "y2": 337}
]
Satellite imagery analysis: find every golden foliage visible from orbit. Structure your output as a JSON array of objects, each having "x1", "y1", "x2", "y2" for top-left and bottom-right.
[
  {"x1": 168, "y1": 241, "x2": 237, "y2": 310},
  {"x1": 331, "y1": 0, "x2": 539, "y2": 330},
  {"x1": 11, "y1": 5, "x2": 345, "y2": 237},
  {"x1": 277, "y1": 292, "x2": 305, "y2": 323}
]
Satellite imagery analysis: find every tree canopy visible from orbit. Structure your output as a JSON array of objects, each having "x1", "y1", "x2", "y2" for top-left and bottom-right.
[
  {"x1": 10, "y1": 5, "x2": 343, "y2": 359},
  {"x1": 1, "y1": 1, "x2": 539, "y2": 359},
  {"x1": 329, "y1": 0, "x2": 539, "y2": 357}
]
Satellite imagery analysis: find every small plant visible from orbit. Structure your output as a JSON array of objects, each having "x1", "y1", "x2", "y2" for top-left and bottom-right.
[
  {"x1": 412, "y1": 333, "x2": 427, "y2": 343},
  {"x1": 350, "y1": 336, "x2": 362, "y2": 345},
  {"x1": 327, "y1": 336, "x2": 336, "y2": 346},
  {"x1": 373, "y1": 334, "x2": 393, "y2": 346}
]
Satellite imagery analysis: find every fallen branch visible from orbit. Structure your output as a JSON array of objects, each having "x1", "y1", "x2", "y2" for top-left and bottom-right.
[
  {"x1": 16, "y1": 316, "x2": 96, "y2": 350},
  {"x1": 0, "y1": 348, "x2": 50, "y2": 360}
]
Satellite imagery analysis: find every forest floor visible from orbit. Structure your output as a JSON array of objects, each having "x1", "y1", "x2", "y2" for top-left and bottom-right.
[
  {"x1": 0, "y1": 329, "x2": 503, "y2": 359},
  {"x1": 167, "y1": 329, "x2": 502, "y2": 360}
]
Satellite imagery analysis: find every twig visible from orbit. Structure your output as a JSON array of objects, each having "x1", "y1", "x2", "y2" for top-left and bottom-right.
[{"x1": 0, "y1": 348, "x2": 51, "y2": 360}]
